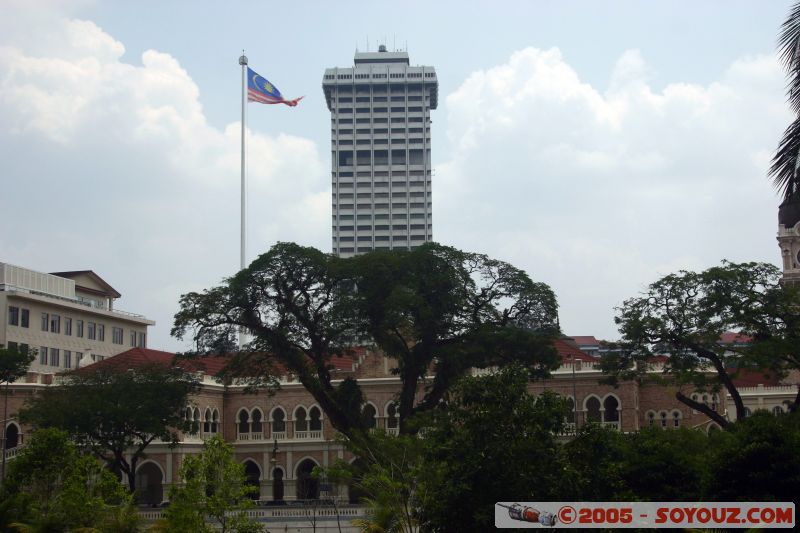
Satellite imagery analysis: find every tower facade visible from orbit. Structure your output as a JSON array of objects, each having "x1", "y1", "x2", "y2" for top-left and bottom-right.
[
  {"x1": 323, "y1": 47, "x2": 438, "y2": 257},
  {"x1": 778, "y1": 200, "x2": 800, "y2": 285}
]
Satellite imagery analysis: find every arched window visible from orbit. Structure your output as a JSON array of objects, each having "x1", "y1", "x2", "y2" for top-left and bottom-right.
[
  {"x1": 585, "y1": 397, "x2": 601, "y2": 423},
  {"x1": 203, "y1": 408, "x2": 212, "y2": 434},
  {"x1": 296, "y1": 459, "x2": 319, "y2": 500},
  {"x1": 272, "y1": 468, "x2": 284, "y2": 502},
  {"x1": 603, "y1": 396, "x2": 619, "y2": 423},
  {"x1": 211, "y1": 409, "x2": 220, "y2": 433},
  {"x1": 744, "y1": 407, "x2": 752, "y2": 417},
  {"x1": 773, "y1": 405, "x2": 784, "y2": 416},
  {"x1": 5, "y1": 423, "x2": 20, "y2": 449},
  {"x1": 362, "y1": 404, "x2": 377, "y2": 429},
  {"x1": 251, "y1": 409, "x2": 263, "y2": 435},
  {"x1": 272, "y1": 408, "x2": 286, "y2": 434},
  {"x1": 309, "y1": 407, "x2": 322, "y2": 432},
  {"x1": 193, "y1": 407, "x2": 200, "y2": 426},
  {"x1": 672, "y1": 410, "x2": 682, "y2": 428},
  {"x1": 135, "y1": 462, "x2": 164, "y2": 506},
  {"x1": 646, "y1": 411, "x2": 656, "y2": 427},
  {"x1": 386, "y1": 403, "x2": 398, "y2": 430},
  {"x1": 660, "y1": 411, "x2": 668, "y2": 428},
  {"x1": 238, "y1": 410, "x2": 250, "y2": 435},
  {"x1": 295, "y1": 407, "x2": 308, "y2": 433},
  {"x1": 243, "y1": 460, "x2": 261, "y2": 500}
]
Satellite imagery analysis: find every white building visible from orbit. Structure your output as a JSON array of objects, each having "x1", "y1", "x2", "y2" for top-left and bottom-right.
[
  {"x1": 323, "y1": 46, "x2": 438, "y2": 257},
  {"x1": 0, "y1": 262, "x2": 155, "y2": 373}
]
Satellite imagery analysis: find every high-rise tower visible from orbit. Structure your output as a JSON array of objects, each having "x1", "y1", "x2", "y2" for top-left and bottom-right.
[{"x1": 323, "y1": 46, "x2": 438, "y2": 257}]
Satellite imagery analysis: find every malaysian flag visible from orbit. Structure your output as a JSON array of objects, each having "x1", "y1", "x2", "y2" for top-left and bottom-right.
[{"x1": 247, "y1": 67, "x2": 303, "y2": 106}]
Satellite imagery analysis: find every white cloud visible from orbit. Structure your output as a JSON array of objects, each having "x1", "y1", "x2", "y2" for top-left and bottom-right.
[
  {"x1": 0, "y1": 14, "x2": 328, "y2": 350},
  {"x1": 436, "y1": 47, "x2": 789, "y2": 340}
]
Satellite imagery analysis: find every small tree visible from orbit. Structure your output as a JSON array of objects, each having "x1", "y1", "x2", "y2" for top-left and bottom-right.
[
  {"x1": 161, "y1": 434, "x2": 263, "y2": 533},
  {"x1": 0, "y1": 344, "x2": 34, "y2": 480},
  {"x1": 1, "y1": 427, "x2": 139, "y2": 532},
  {"x1": 19, "y1": 363, "x2": 198, "y2": 492}
]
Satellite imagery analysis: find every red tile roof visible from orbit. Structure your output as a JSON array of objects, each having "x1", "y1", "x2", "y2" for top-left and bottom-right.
[
  {"x1": 568, "y1": 336, "x2": 599, "y2": 346},
  {"x1": 719, "y1": 332, "x2": 752, "y2": 344},
  {"x1": 76, "y1": 348, "x2": 232, "y2": 376},
  {"x1": 80, "y1": 346, "x2": 363, "y2": 377},
  {"x1": 553, "y1": 339, "x2": 596, "y2": 362},
  {"x1": 729, "y1": 368, "x2": 782, "y2": 387}
]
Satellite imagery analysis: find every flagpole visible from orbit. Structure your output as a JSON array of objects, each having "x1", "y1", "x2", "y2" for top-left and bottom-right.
[{"x1": 239, "y1": 52, "x2": 248, "y2": 349}]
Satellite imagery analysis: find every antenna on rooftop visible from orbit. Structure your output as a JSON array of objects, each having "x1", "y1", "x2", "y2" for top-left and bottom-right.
[{"x1": 393, "y1": 34, "x2": 396, "y2": 52}]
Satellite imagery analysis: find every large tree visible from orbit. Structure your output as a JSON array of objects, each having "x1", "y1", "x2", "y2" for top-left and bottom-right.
[
  {"x1": 19, "y1": 364, "x2": 199, "y2": 492},
  {"x1": 602, "y1": 261, "x2": 800, "y2": 428},
  {"x1": 172, "y1": 242, "x2": 560, "y2": 436}
]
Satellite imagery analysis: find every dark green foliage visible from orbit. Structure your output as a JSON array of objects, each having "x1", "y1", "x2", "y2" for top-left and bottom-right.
[
  {"x1": 0, "y1": 345, "x2": 34, "y2": 386},
  {"x1": 19, "y1": 364, "x2": 199, "y2": 492},
  {"x1": 0, "y1": 428, "x2": 139, "y2": 532},
  {"x1": 619, "y1": 427, "x2": 707, "y2": 501},
  {"x1": 562, "y1": 424, "x2": 630, "y2": 501},
  {"x1": 160, "y1": 435, "x2": 263, "y2": 533},
  {"x1": 706, "y1": 411, "x2": 800, "y2": 502},
  {"x1": 415, "y1": 365, "x2": 570, "y2": 532},
  {"x1": 173, "y1": 242, "x2": 560, "y2": 437}
]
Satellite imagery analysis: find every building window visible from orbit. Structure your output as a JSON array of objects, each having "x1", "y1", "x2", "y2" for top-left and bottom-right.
[
  {"x1": 386, "y1": 403, "x2": 398, "y2": 429},
  {"x1": 362, "y1": 404, "x2": 377, "y2": 429},
  {"x1": 39, "y1": 347, "x2": 47, "y2": 365},
  {"x1": 41, "y1": 313, "x2": 49, "y2": 332},
  {"x1": 268, "y1": 408, "x2": 286, "y2": 436},
  {"x1": 76, "y1": 320, "x2": 84, "y2": 338},
  {"x1": 65, "y1": 317, "x2": 72, "y2": 336},
  {"x1": 8, "y1": 306, "x2": 19, "y2": 326},
  {"x1": 112, "y1": 327, "x2": 123, "y2": 345},
  {"x1": 130, "y1": 330, "x2": 136, "y2": 347},
  {"x1": 672, "y1": 410, "x2": 681, "y2": 428},
  {"x1": 76, "y1": 352, "x2": 83, "y2": 366},
  {"x1": 64, "y1": 350, "x2": 72, "y2": 369},
  {"x1": 97, "y1": 324, "x2": 105, "y2": 342},
  {"x1": 20, "y1": 309, "x2": 29, "y2": 328},
  {"x1": 50, "y1": 314, "x2": 60, "y2": 334},
  {"x1": 87, "y1": 322, "x2": 96, "y2": 340},
  {"x1": 309, "y1": 407, "x2": 322, "y2": 432},
  {"x1": 137, "y1": 332, "x2": 146, "y2": 348},
  {"x1": 50, "y1": 348, "x2": 59, "y2": 367}
]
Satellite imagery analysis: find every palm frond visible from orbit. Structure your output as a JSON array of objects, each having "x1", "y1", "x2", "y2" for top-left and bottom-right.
[
  {"x1": 769, "y1": 115, "x2": 800, "y2": 199},
  {"x1": 778, "y1": 2, "x2": 800, "y2": 112}
]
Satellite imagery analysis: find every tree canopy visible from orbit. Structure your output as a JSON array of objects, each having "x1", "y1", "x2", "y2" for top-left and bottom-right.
[
  {"x1": 172, "y1": 242, "x2": 560, "y2": 436},
  {"x1": 19, "y1": 363, "x2": 199, "y2": 492},
  {"x1": 0, "y1": 344, "x2": 34, "y2": 386},
  {"x1": 601, "y1": 261, "x2": 800, "y2": 427},
  {"x1": 158, "y1": 435, "x2": 263, "y2": 533},
  {"x1": 1, "y1": 428, "x2": 139, "y2": 533}
]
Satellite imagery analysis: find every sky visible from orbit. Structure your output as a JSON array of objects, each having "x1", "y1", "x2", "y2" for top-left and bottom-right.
[{"x1": 0, "y1": 0, "x2": 794, "y2": 351}]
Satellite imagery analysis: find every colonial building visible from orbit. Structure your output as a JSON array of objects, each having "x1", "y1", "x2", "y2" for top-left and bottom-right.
[{"x1": 2, "y1": 338, "x2": 732, "y2": 507}]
